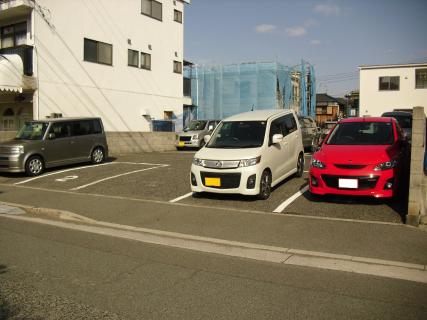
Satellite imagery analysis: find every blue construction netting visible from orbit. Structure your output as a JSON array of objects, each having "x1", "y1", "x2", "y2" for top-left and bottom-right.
[{"x1": 184, "y1": 61, "x2": 315, "y2": 120}]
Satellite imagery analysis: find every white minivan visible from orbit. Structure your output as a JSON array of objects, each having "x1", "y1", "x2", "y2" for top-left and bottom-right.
[{"x1": 190, "y1": 110, "x2": 304, "y2": 199}]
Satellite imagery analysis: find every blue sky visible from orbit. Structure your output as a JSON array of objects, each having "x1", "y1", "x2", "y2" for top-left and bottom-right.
[{"x1": 184, "y1": 0, "x2": 427, "y2": 97}]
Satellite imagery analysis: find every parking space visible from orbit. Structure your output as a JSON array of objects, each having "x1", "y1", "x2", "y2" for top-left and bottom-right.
[{"x1": 0, "y1": 151, "x2": 407, "y2": 224}]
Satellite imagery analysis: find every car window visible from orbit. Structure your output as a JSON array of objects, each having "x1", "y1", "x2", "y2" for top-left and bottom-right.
[
  {"x1": 49, "y1": 122, "x2": 71, "y2": 139},
  {"x1": 92, "y1": 120, "x2": 102, "y2": 134},
  {"x1": 283, "y1": 114, "x2": 297, "y2": 134},
  {"x1": 207, "y1": 121, "x2": 267, "y2": 149},
  {"x1": 72, "y1": 121, "x2": 91, "y2": 136},
  {"x1": 269, "y1": 118, "x2": 283, "y2": 145},
  {"x1": 327, "y1": 122, "x2": 394, "y2": 145},
  {"x1": 15, "y1": 122, "x2": 49, "y2": 140}
]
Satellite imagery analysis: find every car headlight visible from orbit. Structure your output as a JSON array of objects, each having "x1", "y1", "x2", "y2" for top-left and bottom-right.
[
  {"x1": 192, "y1": 158, "x2": 204, "y2": 166},
  {"x1": 374, "y1": 160, "x2": 398, "y2": 171},
  {"x1": 311, "y1": 158, "x2": 326, "y2": 169},
  {"x1": 10, "y1": 146, "x2": 24, "y2": 154},
  {"x1": 192, "y1": 135, "x2": 198, "y2": 140},
  {"x1": 239, "y1": 156, "x2": 261, "y2": 167}
]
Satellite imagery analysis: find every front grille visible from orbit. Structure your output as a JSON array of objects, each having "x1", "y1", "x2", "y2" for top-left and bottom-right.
[
  {"x1": 179, "y1": 136, "x2": 191, "y2": 142},
  {"x1": 334, "y1": 164, "x2": 366, "y2": 169},
  {"x1": 321, "y1": 175, "x2": 379, "y2": 190},
  {"x1": 203, "y1": 160, "x2": 240, "y2": 169},
  {"x1": 201, "y1": 172, "x2": 241, "y2": 189},
  {"x1": 0, "y1": 147, "x2": 11, "y2": 154},
  {"x1": 0, "y1": 156, "x2": 9, "y2": 160}
]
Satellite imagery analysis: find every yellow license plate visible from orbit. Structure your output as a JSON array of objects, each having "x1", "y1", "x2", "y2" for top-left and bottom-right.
[
  {"x1": 205, "y1": 177, "x2": 221, "y2": 187},
  {"x1": 179, "y1": 141, "x2": 185, "y2": 147}
]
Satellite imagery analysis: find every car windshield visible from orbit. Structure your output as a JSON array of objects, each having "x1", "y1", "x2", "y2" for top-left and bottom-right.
[
  {"x1": 185, "y1": 120, "x2": 207, "y2": 131},
  {"x1": 327, "y1": 122, "x2": 394, "y2": 145},
  {"x1": 15, "y1": 122, "x2": 49, "y2": 140},
  {"x1": 206, "y1": 121, "x2": 266, "y2": 148}
]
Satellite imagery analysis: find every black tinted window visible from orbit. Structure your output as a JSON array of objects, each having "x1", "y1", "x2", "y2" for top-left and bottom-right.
[
  {"x1": 71, "y1": 121, "x2": 91, "y2": 136},
  {"x1": 93, "y1": 120, "x2": 102, "y2": 134},
  {"x1": 283, "y1": 114, "x2": 297, "y2": 134},
  {"x1": 269, "y1": 118, "x2": 283, "y2": 144},
  {"x1": 207, "y1": 121, "x2": 267, "y2": 148},
  {"x1": 50, "y1": 122, "x2": 71, "y2": 139}
]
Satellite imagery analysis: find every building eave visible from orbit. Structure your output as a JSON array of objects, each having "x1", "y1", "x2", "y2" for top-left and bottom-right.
[{"x1": 359, "y1": 62, "x2": 427, "y2": 70}]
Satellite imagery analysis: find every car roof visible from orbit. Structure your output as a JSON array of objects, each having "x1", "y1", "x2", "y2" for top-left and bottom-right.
[
  {"x1": 381, "y1": 111, "x2": 412, "y2": 117},
  {"x1": 224, "y1": 109, "x2": 293, "y2": 121},
  {"x1": 30, "y1": 117, "x2": 101, "y2": 123},
  {"x1": 339, "y1": 117, "x2": 394, "y2": 123}
]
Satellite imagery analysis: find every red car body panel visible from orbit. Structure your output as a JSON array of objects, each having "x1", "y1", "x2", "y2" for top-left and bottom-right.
[{"x1": 309, "y1": 117, "x2": 406, "y2": 198}]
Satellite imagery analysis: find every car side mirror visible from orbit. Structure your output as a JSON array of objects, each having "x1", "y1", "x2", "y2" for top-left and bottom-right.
[
  {"x1": 48, "y1": 133, "x2": 56, "y2": 140},
  {"x1": 204, "y1": 135, "x2": 211, "y2": 143},
  {"x1": 272, "y1": 134, "x2": 283, "y2": 144},
  {"x1": 208, "y1": 125, "x2": 214, "y2": 131}
]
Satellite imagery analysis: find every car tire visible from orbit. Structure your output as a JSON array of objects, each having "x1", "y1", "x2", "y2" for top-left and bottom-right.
[
  {"x1": 258, "y1": 170, "x2": 272, "y2": 200},
  {"x1": 91, "y1": 147, "x2": 105, "y2": 164},
  {"x1": 25, "y1": 155, "x2": 44, "y2": 177},
  {"x1": 296, "y1": 153, "x2": 304, "y2": 178}
]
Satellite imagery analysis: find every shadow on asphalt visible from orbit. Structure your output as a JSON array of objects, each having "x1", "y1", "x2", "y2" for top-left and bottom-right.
[{"x1": 193, "y1": 174, "x2": 307, "y2": 203}]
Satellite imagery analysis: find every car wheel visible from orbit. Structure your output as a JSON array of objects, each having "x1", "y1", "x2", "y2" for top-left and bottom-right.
[
  {"x1": 296, "y1": 153, "x2": 304, "y2": 178},
  {"x1": 91, "y1": 147, "x2": 105, "y2": 164},
  {"x1": 25, "y1": 156, "x2": 44, "y2": 177},
  {"x1": 258, "y1": 170, "x2": 272, "y2": 200}
]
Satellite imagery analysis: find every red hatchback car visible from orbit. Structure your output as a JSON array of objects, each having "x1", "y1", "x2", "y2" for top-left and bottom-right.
[{"x1": 309, "y1": 117, "x2": 408, "y2": 198}]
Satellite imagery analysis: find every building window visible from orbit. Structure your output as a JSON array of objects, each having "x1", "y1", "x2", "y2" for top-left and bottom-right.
[
  {"x1": 141, "y1": 52, "x2": 151, "y2": 70},
  {"x1": 173, "y1": 60, "x2": 182, "y2": 74},
  {"x1": 415, "y1": 69, "x2": 427, "y2": 89},
  {"x1": 174, "y1": 10, "x2": 182, "y2": 23},
  {"x1": 128, "y1": 49, "x2": 139, "y2": 67},
  {"x1": 379, "y1": 76, "x2": 399, "y2": 91},
  {"x1": 84, "y1": 38, "x2": 113, "y2": 65},
  {"x1": 141, "y1": 0, "x2": 162, "y2": 21},
  {"x1": 0, "y1": 22, "x2": 26, "y2": 49}
]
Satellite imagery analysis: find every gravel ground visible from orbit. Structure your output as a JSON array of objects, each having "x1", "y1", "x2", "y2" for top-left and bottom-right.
[{"x1": 0, "y1": 278, "x2": 121, "y2": 320}]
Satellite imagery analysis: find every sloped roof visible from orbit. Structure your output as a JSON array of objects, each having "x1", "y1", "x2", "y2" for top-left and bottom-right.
[{"x1": 316, "y1": 93, "x2": 338, "y2": 103}]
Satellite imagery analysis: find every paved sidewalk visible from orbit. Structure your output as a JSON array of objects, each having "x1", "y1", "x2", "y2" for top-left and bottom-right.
[{"x1": 1, "y1": 184, "x2": 426, "y2": 266}]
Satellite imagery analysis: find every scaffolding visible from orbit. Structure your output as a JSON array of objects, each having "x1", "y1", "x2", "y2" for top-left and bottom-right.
[{"x1": 184, "y1": 60, "x2": 316, "y2": 120}]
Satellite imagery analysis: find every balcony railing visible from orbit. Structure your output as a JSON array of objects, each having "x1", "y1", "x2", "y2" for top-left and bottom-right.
[{"x1": 0, "y1": 45, "x2": 33, "y2": 76}]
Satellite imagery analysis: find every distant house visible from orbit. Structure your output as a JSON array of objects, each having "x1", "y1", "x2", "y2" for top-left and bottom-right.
[
  {"x1": 359, "y1": 62, "x2": 427, "y2": 116},
  {"x1": 315, "y1": 93, "x2": 341, "y2": 124}
]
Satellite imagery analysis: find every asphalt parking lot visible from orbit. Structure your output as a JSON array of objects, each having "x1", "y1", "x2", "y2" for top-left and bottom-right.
[{"x1": 0, "y1": 151, "x2": 408, "y2": 224}]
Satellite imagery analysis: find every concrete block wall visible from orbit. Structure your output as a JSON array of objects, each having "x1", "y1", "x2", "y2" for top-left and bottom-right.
[
  {"x1": 0, "y1": 131, "x2": 18, "y2": 142},
  {"x1": 407, "y1": 106, "x2": 426, "y2": 226},
  {"x1": 106, "y1": 132, "x2": 176, "y2": 155}
]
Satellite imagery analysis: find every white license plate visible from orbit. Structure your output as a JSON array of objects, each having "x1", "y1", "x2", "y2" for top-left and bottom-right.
[{"x1": 338, "y1": 178, "x2": 358, "y2": 189}]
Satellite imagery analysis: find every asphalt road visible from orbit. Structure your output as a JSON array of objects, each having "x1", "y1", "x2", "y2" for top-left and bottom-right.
[
  {"x1": 0, "y1": 151, "x2": 408, "y2": 223},
  {"x1": 1, "y1": 218, "x2": 426, "y2": 320}
]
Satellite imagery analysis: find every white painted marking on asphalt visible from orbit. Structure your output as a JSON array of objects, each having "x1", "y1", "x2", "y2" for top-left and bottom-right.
[
  {"x1": 55, "y1": 175, "x2": 79, "y2": 182},
  {"x1": 273, "y1": 185, "x2": 310, "y2": 213},
  {"x1": 14, "y1": 162, "x2": 114, "y2": 185},
  {"x1": 70, "y1": 165, "x2": 169, "y2": 191},
  {"x1": 115, "y1": 162, "x2": 170, "y2": 166},
  {"x1": 169, "y1": 192, "x2": 193, "y2": 203},
  {"x1": 2, "y1": 214, "x2": 426, "y2": 283}
]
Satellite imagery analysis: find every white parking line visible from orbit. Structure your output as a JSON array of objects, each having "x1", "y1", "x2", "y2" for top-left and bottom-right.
[
  {"x1": 14, "y1": 162, "x2": 114, "y2": 185},
  {"x1": 169, "y1": 192, "x2": 193, "y2": 203},
  {"x1": 70, "y1": 165, "x2": 169, "y2": 191},
  {"x1": 273, "y1": 185, "x2": 309, "y2": 213},
  {"x1": 115, "y1": 162, "x2": 170, "y2": 166}
]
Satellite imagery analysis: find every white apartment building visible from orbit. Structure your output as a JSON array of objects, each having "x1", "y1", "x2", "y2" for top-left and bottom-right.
[
  {"x1": 359, "y1": 62, "x2": 427, "y2": 116},
  {"x1": 0, "y1": 0, "x2": 190, "y2": 132}
]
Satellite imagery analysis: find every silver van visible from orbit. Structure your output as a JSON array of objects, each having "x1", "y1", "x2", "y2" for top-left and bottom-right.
[
  {"x1": 176, "y1": 119, "x2": 220, "y2": 149},
  {"x1": 0, "y1": 117, "x2": 108, "y2": 176}
]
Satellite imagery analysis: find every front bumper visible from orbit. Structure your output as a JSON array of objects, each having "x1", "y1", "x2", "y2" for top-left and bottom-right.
[
  {"x1": 176, "y1": 139, "x2": 201, "y2": 148},
  {"x1": 309, "y1": 165, "x2": 397, "y2": 198},
  {"x1": 0, "y1": 153, "x2": 25, "y2": 173},
  {"x1": 190, "y1": 164, "x2": 260, "y2": 195}
]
